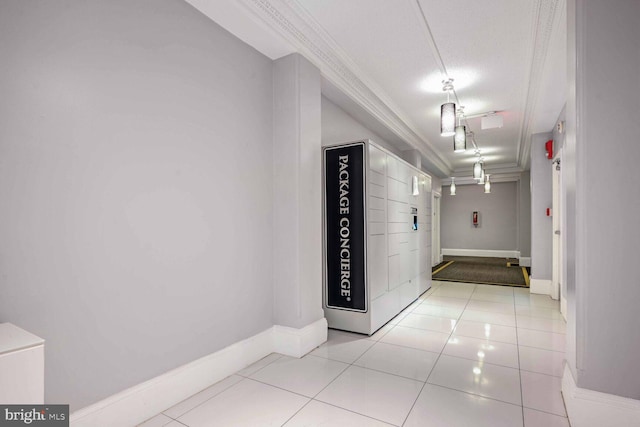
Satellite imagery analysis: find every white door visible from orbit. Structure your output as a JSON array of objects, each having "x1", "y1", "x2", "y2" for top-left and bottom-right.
[
  {"x1": 551, "y1": 154, "x2": 562, "y2": 301},
  {"x1": 432, "y1": 193, "x2": 441, "y2": 266}
]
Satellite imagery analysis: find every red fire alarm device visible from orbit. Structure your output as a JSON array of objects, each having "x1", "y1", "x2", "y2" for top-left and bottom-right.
[
  {"x1": 546, "y1": 208, "x2": 552, "y2": 217},
  {"x1": 472, "y1": 211, "x2": 479, "y2": 227},
  {"x1": 545, "y1": 139, "x2": 553, "y2": 159}
]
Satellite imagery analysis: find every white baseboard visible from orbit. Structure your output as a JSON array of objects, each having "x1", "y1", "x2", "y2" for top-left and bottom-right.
[
  {"x1": 519, "y1": 257, "x2": 531, "y2": 267},
  {"x1": 562, "y1": 365, "x2": 640, "y2": 427},
  {"x1": 442, "y1": 248, "x2": 520, "y2": 258},
  {"x1": 273, "y1": 318, "x2": 328, "y2": 358},
  {"x1": 70, "y1": 318, "x2": 327, "y2": 427},
  {"x1": 530, "y1": 278, "x2": 552, "y2": 296}
]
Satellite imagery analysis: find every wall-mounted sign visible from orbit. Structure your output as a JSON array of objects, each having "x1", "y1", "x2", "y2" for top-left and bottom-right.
[{"x1": 323, "y1": 143, "x2": 367, "y2": 312}]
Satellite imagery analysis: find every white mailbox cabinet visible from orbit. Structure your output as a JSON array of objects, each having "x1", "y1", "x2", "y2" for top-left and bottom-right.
[{"x1": 323, "y1": 140, "x2": 432, "y2": 335}]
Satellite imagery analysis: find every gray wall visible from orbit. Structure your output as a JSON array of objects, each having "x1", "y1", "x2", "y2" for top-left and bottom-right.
[
  {"x1": 321, "y1": 96, "x2": 402, "y2": 154},
  {"x1": 518, "y1": 172, "x2": 532, "y2": 258},
  {"x1": 529, "y1": 133, "x2": 553, "y2": 279},
  {"x1": 566, "y1": 0, "x2": 640, "y2": 399},
  {"x1": 321, "y1": 96, "x2": 442, "y2": 188},
  {"x1": 431, "y1": 176, "x2": 443, "y2": 195},
  {"x1": 0, "y1": 0, "x2": 274, "y2": 410},
  {"x1": 441, "y1": 182, "x2": 518, "y2": 251}
]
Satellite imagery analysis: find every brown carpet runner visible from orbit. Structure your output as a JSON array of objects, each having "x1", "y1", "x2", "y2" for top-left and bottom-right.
[{"x1": 432, "y1": 256, "x2": 529, "y2": 287}]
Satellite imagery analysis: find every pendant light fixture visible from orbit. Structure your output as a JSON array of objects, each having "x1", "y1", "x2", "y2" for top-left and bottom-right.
[
  {"x1": 454, "y1": 107, "x2": 466, "y2": 152},
  {"x1": 450, "y1": 177, "x2": 456, "y2": 195},
  {"x1": 440, "y1": 79, "x2": 456, "y2": 137},
  {"x1": 484, "y1": 174, "x2": 491, "y2": 193},
  {"x1": 473, "y1": 161, "x2": 482, "y2": 179}
]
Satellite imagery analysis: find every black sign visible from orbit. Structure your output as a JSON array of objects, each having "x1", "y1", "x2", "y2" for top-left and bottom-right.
[{"x1": 324, "y1": 143, "x2": 367, "y2": 312}]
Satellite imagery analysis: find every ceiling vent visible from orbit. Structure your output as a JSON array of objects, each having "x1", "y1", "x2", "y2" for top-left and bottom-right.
[{"x1": 481, "y1": 114, "x2": 503, "y2": 130}]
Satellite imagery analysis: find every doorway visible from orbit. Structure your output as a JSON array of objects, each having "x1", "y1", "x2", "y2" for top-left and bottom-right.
[
  {"x1": 551, "y1": 152, "x2": 563, "y2": 309},
  {"x1": 432, "y1": 192, "x2": 441, "y2": 266}
]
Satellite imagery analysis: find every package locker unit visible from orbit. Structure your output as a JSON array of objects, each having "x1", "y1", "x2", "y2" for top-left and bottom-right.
[{"x1": 322, "y1": 140, "x2": 432, "y2": 335}]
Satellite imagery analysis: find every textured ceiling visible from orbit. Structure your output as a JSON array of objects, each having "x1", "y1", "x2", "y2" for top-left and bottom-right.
[{"x1": 187, "y1": 0, "x2": 566, "y2": 179}]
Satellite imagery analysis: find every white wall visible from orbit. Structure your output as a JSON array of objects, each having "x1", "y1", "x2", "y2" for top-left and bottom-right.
[
  {"x1": 530, "y1": 133, "x2": 553, "y2": 280},
  {"x1": 0, "y1": 0, "x2": 274, "y2": 410},
  {"x1": 566, "y1": 0, "x2": 640, "y2": 399},
  {"x1": 441, "y1": 182, "x2": 518, "y2": 251}
]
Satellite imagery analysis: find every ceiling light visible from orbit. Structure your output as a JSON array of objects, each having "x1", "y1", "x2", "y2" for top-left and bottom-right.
[
  {"x1": 450, "y1": 177, "x2": 456, "y2": 196},
  {"x1": 477, "y1": 168, "x2": 485, "y2": 184},
  {"x1": 440, "y1": 79, "x2": 456, "y2": 136},
  {"x1": 454, "y1": 107, "x2": 466, "y2": 152},
  {"x1": 473, "y1": 161, "x2": 482, "y2": 179},
  {"x1": 484, "y1": 174, "x2": 491, "y2": 193}
]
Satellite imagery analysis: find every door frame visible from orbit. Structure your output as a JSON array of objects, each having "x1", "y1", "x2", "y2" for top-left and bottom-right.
[
  {"x1": 432, "y1": 191, "x2": 442, "y2": 266},
  {"x1": 552, "y1": 150, "x2": 563, "y2": 305}
]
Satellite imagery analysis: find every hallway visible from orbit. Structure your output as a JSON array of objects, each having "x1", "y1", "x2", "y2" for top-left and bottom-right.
[{"x1": 140, "y1": 281, "x2": 567, "y2": 426}]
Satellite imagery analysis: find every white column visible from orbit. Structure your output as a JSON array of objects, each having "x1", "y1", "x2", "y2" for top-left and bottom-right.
[{"x1": 272, "y1": 53, "x2": 324, "y2": 329}]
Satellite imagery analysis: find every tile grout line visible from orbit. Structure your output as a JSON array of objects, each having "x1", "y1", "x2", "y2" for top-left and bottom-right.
[
  {"x1": 420, "y1": 284, "x2": 530, "y2": 409},
  {"x1": 283, "y1": 399, "x2": 398, "y2": 426},
  {"x1": 299, "y1": 311, "x2": 414, "y2": 424},
  {"x1": 515, "y1": 294, "x2": 526, "y2": 427},
  {"x1": 399, "y1": 283, "x2": 475, "y2": 426},
  {"x1": 423, "y1": 381, "x2": 524, "y2": 409},
  {"x1": 160, "y1": 375, "x2": 248, "y2": 422},
  {"x1": 168, "y1": 283, "x2": 562, "y2": 426},
  {"x1": 289, "y1": 312, "x2": 409, "y2": 426}
]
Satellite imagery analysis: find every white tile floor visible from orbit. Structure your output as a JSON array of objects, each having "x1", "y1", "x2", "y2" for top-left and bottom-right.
[{"x1": 140, "y1": 281, "x2": 569, "y2": 427}]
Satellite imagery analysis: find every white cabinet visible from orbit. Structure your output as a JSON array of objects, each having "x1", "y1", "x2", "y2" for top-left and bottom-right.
[
  {"x1": 323, "y1": 140, "x2": 432, "y2": 334},
  {"x1": 0, "y1": 323, "x2": 45, "y2": 403}
]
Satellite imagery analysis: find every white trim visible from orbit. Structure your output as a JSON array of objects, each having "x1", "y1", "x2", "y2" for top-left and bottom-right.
[
  {"x1": 562, "y1": 364, "x2": 640, "y2": 427},
  {"x1": 519, "y1": 257, "x2": 531, "y2": 267},
  {"x1": 561, "y1": 295, "x2": 567, "y2": 321},
  {"x1": 441, "y1": 248, "x2": 520, "y2": 259},
  {"x1": 273, "y1": 318, "x2": 328, "y2": 358},
  {"x1": 70, "y1": 319, "x2": 327, "y2": 427},
  {"x1": 530, "y1": 278, "x2": 552, "y2": 296}
]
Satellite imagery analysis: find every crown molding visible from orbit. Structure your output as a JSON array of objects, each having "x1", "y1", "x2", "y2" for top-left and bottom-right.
[
  {"x1": 517, "y1": 0, "x2": 565, "y2": 169},
  {"x1": 231, "y1": 0, "x2": 452, "y2": 176}
]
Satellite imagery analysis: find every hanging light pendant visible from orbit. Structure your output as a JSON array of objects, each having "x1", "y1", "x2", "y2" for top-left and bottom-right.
[
  {"x1": 454, "y1": 107, "x2": 466, "y2": 152},
  {"x1": 473, "y1": 161, "x2": 482, "y2": 179},
  {"x1": 454, "y1": 126, "x2": 466, "y2": 152},
  {"x1": 484, "y1": 174, "x2": 491, "y2": 193},
  {"x1": 450, "y1": 177, "x2": 456, "y2": 195},
  {"x1": 440, "y1": 79, "x2": 456, "y2": 136}
]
